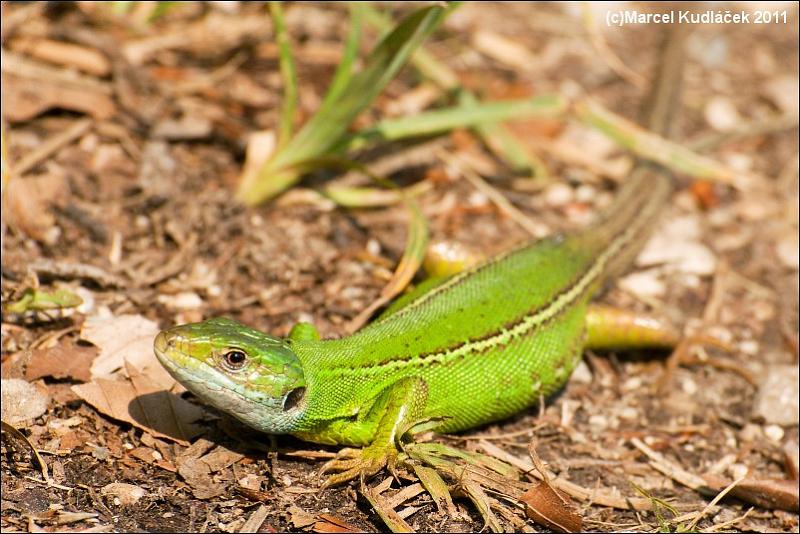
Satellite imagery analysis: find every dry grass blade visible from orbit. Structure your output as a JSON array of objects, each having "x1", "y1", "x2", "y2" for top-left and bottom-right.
[
  {"x1": 412, "y1": 464, "x2": 456, "y2": 516},
  {"x1": 478, "y1": 440, "x2": 654, "y2": 511},
  {"x1": 0, "y1": 420, "x2": 50, "y2": 483},
  {"x1": 360, "y1": 480, "x2": 416, "y2": 533},
  {"x1": 441, "y1": 151, "x2": 546, "y2": 237},
  {"x1": 685, "y1": 474, "x2": 746, "y2": 531},
  {"x1": 460, "y1": 481, "x2": 502, "y2": 533},
  {"x1": 574, "y1": 98, "x2": 745, "y2": 187},
  {"x1": 347, "y1": 193, "x2": 428, "y2": 333},
  {"x1": 629, "y1": 437, "x2": 707, "y2": 490}
]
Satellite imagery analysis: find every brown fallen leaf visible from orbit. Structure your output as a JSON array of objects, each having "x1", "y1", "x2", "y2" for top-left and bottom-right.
[
  {"x1": 8, "y1": 37, "x2": 111, "y2": 77},
  {"x1": 26, "y1": 343, "x2": 97, "y2": 383},
  {"x1": 71, "y1": 363, "x2": 205, "y2": 444},
  {"x1": 519, "y1": 481, "x2": 583, "y2": 533},
  {"x1": 521, "y1": 440, "x2": 583, "y2": 532},
  {"x1": 704, "y1": 473, "x2": 800, "y2": 512},
  {"x1": 173, "y1": 439, "x2": 248, "y2": 500},
  {"x1": 2, "y1": 172, "x2": 67, "y2": 244},
  {"x1": 1, "y1": 379, "x2": 50, "y2": 427},
  {"x1": 83, "y1": 312, "x2": 173, "y2": 388},
  {"x1": 312, "y1": 514, "x2": 366, "y2": 534},
  {"x1": 2, "y1": 72, "x2": 115, "y2": 122},
  {"x1": 288, "y1": 506, "x2": 318, "y2": 529}
]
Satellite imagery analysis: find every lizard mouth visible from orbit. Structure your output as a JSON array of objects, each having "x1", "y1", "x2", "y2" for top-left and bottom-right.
[{"x1": 153, "y1": 330, "x2": 169, "y2": 357}]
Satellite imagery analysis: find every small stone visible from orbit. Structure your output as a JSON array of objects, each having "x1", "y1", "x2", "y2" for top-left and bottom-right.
[
  {"x1": 740, "y1": 423, "x2": 762, "y2": 442},
  {"x1": 1, "y1": 379, "x2": 49, "y2": 427},
  {"x1": 704, "y1": 96, "x2": 742, "y2": 132},
  {"x1": 622, "y1": 376, "x2": 643, "y2": 392},
  {"x1": 570, "y1": 361, "x2": 593, "y2": 384},
  {"x1": 777, "y1": 230, "x2": 799, "y2": 269},
  {"x1": 681, "y1": 377, "x2": 698, "y2": 395},
  {"x1": 739, "y1": 339, "x2": 759, "y2": 356},
  {"x1": 101, "y1": 483, "x2": 146, "y2": 506},
  {"x1": 588, "y1": 414, "x2": 608, "y2": 431},
  {"x1": 754, "y1": 365, "x2": 799, "y2": 426},
  {"x1": 619, "y1": 406, "x2": 639, "y2": 420},
  {"x1": 764, "y1": 424, "x2": 785, "y2": 443},
  {"x1": 619, "y1": 269, "x2": 666, "y2": 299},
  {"x1": 728, "y1": 463, "x2": 749, "y2": 480},
  {"x1": 544, "y1": 183, "x2": 574, "y2": 207},
  {"x1": 157, "y1": 291, "x2": 204, "y2": 311}
]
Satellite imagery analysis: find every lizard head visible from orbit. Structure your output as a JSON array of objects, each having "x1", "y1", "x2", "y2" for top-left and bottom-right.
[{"x1": 154, "y1": 317, "x2": 306, "y2": 434}]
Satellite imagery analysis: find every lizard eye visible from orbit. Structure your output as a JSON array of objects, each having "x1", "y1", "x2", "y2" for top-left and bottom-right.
[{"x1": 221, "y1": 350, "x2": 248, "y2": 371}]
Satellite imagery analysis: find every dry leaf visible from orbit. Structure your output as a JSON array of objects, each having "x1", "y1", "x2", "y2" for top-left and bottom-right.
[
  {"x1": 2, "y1": 173, "x2": 66, "y2": 244},
  {"x1": 71, "y1": 364, "x2": 205, "y2": 444},
  {"x1": 2, "y1": 73, "x2": 114, "y2": 122},
  {"x1": 519, "y1": 481, "x2": 583, "y2": 533},
  {"x1": 9, "y1": 37, "x2": 111, "y2": 77},
  {"x1": 26, "y1": 343, "x2": 97, "y2": 383},
  {"x1": 312, "y1": 514, "x2": 366, "y2": 533},
  {"x1": 704, "y1": 473, "x2": 800, "y2": 512},
  {"x1": 83, "y1": 312, "x2": 172, "y2": 388},
  {"x1": 1, "y1": 378, "x2": 50, "y2": 427}
]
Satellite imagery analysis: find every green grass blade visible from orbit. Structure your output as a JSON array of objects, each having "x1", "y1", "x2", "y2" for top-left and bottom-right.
[
  {"x1": 319, "y1": 3, "x2": 363, "y2": 110},
  {"x1": 361, "y1": 3, "x2": 545, "y2": 175},
  {"x1": 345, "y1": 95, "x2": 567, "y2": 150},
  {"x1": 268, "y1": 2, "x2": 297, "y2": 149},
  {"x1": 237, "y1": 5, "x2": 447, "y2": 204}
]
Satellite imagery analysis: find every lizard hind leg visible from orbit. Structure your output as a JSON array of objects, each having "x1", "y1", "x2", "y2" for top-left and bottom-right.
[{"x1": 585, "y1": 304, "x2": 682, "y2": 351}]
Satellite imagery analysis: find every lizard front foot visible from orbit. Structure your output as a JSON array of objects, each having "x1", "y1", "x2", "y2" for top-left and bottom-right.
[{"x1": 319, "y1": 444, "x2": 399, "y2": 488}]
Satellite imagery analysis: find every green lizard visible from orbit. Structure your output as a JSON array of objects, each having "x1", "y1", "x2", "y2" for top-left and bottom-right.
[
  {"x1": 154, "y1": 162, "x2": 680, "y2": 486},
  {"x1": 154, "y1": 22, "x2": 693, "y2": 488}
]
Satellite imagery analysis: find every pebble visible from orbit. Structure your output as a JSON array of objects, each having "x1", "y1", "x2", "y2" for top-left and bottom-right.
[
  {"x1": 570, "y1": 361, "x2": 593, "y2": 384},
  {"x1": 704, "y1": 96, "x2": 741, "y2": 132},
  {"x1": 754, "y1": 365, "x2": 799, "y2": 426},
  {"x1": 588, "y1": 414, "x2": 608, "y2": 431},
  {"x1": 764, "y1": 424, "x2": 785, "y2": 443},
  {"x1": 619, "y1": 269, "x2": 666, "y2": 299},
  {"x1": 101, "y1": 483, "x2": 146, "y2": 506},
  {"x1": 1, "y1": 379, "x2": 49, "y2": 427},
  {"x1": 739, "y1": 423, "x2": 763, "y2": 442},
  {"x1": 544, "y1": 183, "x2": 574, "y2": 207},
  {"x1": 157, "y1": 291, "x2": 204, "y2": 311}
]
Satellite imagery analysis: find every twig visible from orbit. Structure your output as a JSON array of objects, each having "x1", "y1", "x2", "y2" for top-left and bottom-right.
[
  {"x1": 440, "y1": 151, "x2": 546, "y2": 237},
  {"x1": 581, "y1": 4, "x2": 647, "y2": 89},
  {"x1": 705, "y1": 507, "x2": 753, "y2": 533},
  {"x1": 2, "y1": 421, "x2": 50, "y2": 483},
  {"x1": 685, "y1": 475, "x2": 746, "y2": 531},
  {"x1": 629, "y1": 437, "x2": 707, "y2": 490},
  {"x1": 12, "y1": 119, "x2": 93, "y2": 176},
  {"x1": 479, "y1": 440, "x2": 654, "y2": 511},
  {"x1": 239, "y1": 504, "x2": 268, "y2": 533}
]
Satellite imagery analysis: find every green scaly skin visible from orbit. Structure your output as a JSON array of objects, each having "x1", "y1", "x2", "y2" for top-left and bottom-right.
[{"x1": 154, "y1": 165, "x2": 675, "y2": 485}]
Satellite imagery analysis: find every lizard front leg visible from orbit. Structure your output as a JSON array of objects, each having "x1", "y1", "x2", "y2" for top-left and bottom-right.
[{"x1": 320, "y1": 376, "x2": 429, "y2": 487}]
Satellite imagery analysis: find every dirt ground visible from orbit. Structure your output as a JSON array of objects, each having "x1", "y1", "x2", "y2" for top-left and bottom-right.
[{"x1": 1, "y1": 2, "x2": 798, "y2": 532}]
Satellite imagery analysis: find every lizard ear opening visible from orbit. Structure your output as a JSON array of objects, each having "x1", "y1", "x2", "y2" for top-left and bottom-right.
[{"x1": 282, "y1": 387, "x2": 306, "y2": 411}]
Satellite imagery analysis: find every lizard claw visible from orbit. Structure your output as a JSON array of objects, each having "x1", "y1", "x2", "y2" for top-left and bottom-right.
[{"x1": 319, "y1": 445, "x2": 397, "y2": 488}]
